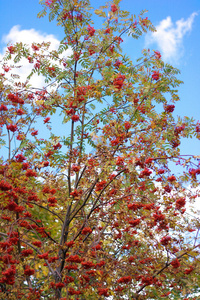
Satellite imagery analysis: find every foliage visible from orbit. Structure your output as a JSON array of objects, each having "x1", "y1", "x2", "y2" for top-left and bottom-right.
[{"x1": 0, "y1": 0, "x2": 200, "y2": 299}]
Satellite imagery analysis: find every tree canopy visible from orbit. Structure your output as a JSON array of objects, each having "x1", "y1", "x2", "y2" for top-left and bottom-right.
[{"x1": 0, "y1": 0, "x2": 200, "y2": 299}]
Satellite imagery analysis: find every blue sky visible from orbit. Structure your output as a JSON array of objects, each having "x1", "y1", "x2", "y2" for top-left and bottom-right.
[{"x1": 0, "y1": 0, "x2": 199, "y2": 158}]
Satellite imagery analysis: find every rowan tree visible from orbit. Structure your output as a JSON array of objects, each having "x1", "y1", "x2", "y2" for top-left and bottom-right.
[{"x1": 0, "y1": 0, "x2": 200, "y2": 299}]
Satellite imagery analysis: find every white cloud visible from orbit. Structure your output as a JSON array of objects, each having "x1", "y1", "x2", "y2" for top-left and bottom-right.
[
  {"x1": 2, "y1": 25, "x2": 60, "y2": 50},
  {"x1": 0, "y1": 25, "x2": 72, "y2": 89},
  {"x1": 145, "y1": 12, "x2": 198, "y2": 62},
  {"x1": 185, "y1": 186, "x2": 200, "y2": 219}
]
